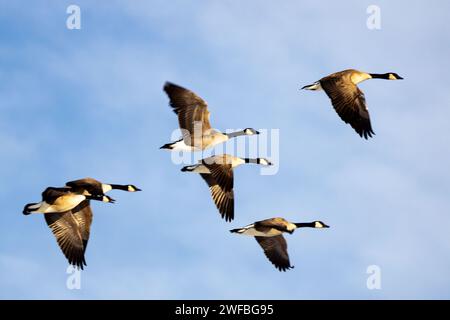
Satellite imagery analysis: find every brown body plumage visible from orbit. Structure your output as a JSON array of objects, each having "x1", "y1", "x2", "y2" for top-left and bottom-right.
[
  {"x1": 231, "y1": 217, "x2": 329, "y2": 271},
  {"x1": 302, "y1": 69, "x2": 403, "y2": 139}
]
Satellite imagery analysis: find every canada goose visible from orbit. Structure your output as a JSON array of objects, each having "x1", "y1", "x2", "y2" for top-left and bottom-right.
[
  {"x1": 161, "y1": 82, "x2": 259, "y2": 151},
  {"x1": 230, "y1": 217, "x2": 329, "y2": 271},
  {"x1": 181, "y1": 154, "x2": 272, "y2": 222},
  {"x1": 23, "y1": 187, "x2": 114, "y2": 215},
  {"x1": 44, "y1": 200, "x2": 93, "y2": 269},
  {"x1": 66, "y1": 177, "x2": 141, "y2": 196},
  {"x1": 302, "y1": 69, "x2": 403, "y2": 139}
]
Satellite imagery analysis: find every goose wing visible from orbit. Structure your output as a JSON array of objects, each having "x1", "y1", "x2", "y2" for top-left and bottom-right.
[
  {"x1": 44, "y1": 201, "x2": 93, "y2": 269},
  {"x1": 255, "y1": 235, "x2": 293, "y2": 271},
  {"x1": 200, "y1": 162, "x2": 234, "y2": 222},
  {"x1": 70, "y1": 200, "x2": 93, "y2": 253},
  {"x1": 163, "y1": 82, "x2": 212, "y2": 147},
  {"x1": 320, "y1": 75, "x2": 375, "y2": 139},
  {"x1": 255, "y1": 217, "x2": 289, "y2": 232},
  {"x1": 41, "y1": 187, "x2": 72, "y2": 203},
  {"x1": 66, "y1": 178, "x2": 102, "y2": 195}
]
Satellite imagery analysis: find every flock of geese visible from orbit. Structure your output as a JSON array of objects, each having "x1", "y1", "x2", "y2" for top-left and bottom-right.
[{"x1": 24, "y1": 69, "x2": 402, "y2": 271}]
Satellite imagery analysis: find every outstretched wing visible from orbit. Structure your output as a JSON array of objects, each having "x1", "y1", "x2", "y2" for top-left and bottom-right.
[
  {"x1": 255, "y1": 217, "x2": 289, "y2": 233},
  {"x1": 200, "y1": 162, "x2": 234, "y2": 222},
  {"x1": 44, "y1": 201, "x2": 93, "y2": 269},
  {"x1": 255, "y1": 235, "x2": 293, "y2": 272},
  {"x1": 320, "y1": 77, "x2": 375, "y2": 139},
  {"x1": 66, "y1": 178, "x2": 102, "y2": 196},
  {"x1": 163, "y1": 82, "x2": 212, "y2": 146},
  {"x1": 41, "y1": 187, "x2": 72, "y2": 203},
  {"x1": 71, "y1": 200, "x2": 93, "y2": 253}
]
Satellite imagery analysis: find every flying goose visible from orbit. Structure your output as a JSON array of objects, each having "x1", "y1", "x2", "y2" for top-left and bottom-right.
[
  {"x1": 23, "y1": 180, "x2": 135, "y2": 269},
  {"x1": 230, "y1": 217, "x2": 329, "y2": 271},
  {"x1": 23, "y1": 187, "x2": 113, "y2": 215},
  {"x1": 302, "y1": 69, "x2": 403, "y2": 139},
  {"x1": 161, "y1": 82, "x2": 259, "y2": 151},
  {"x1": 66, "y1": 177, "x2": 141, "y2": 196},
  {"x1": 181, "y1": 154, "x2": 272, "y2": 222}
]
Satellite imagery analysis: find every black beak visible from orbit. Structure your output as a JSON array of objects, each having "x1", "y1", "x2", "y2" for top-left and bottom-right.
[
  {"x1": 255, "y1": 130, "x2": 260, "y2": 135},
  {"x1": 323, "y1": 224, "x2": 330, "y2": 228}
]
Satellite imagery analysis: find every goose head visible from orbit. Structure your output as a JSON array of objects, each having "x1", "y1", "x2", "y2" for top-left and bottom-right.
[
  {"x1": 243, "y1": 128, "x2": 260, "y2": 135},
  {"x1": 127, "y1": 185, "x2": 142, "y2": 192},
  {"x1": 101, "y1": 195, "x2": 116, "y2": 203},
  {"x1": 388, "y1": 72, "x2": 403, "y2": 80},
  {"x1": 313, "y1": 221, "x2": 330, "y2": 228},
  {"x1": 258, "y1": 158, "x2": 273, "y2": 166}
]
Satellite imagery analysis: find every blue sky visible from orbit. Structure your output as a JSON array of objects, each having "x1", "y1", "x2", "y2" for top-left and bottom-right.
[{"x1": 1, "y1": 0, "x2": 449, "y2": 299}]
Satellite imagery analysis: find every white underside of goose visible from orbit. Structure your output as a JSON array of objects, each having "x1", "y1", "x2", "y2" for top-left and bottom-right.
[
  {"x1": 31, "y1": 195, "x2": 86, "y2": 213},
  {"x1": 170, "y1": 139, "x2": 198, "y2": 151},
  {"x1": 235, "y1": 224, "x2": 283, "y2": 237}
]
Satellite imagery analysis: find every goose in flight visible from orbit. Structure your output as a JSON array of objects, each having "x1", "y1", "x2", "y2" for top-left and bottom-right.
[
  {"x1": 230, "y1": 217, "x2": 329, "y2": 271},
  {"x1": 302, "y1": 69, "x2": 403, "y2": 139},
  {"x1": 181, "y1": 154, "x2": 272, "y2": 222},
  {"x1": 23, "y1": 187, "x2": 113, "y2": 215},
  {"x1": 66, "y1": 177, "x2": 141, "y2": 196},
  {"x1": 23, "y1": 180, "x2": 137, "y2": 269},
  {"x1": 23, "y1": 187, "x2": 113, "y2": 269},
  {"x1": 161, "y1": 82, "x2": 259, "y2": 151}
]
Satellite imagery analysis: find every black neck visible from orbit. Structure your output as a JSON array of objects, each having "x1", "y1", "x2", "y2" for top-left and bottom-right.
[
  {"x1": 226, "y1": 130, "x2": 246, "y2": 138},
  {"x1": 244, "y1": 158, "x2": 260, "y2": 164},
  {"x1": 110, "y1": 184, "x2": 129, "y2": 191},
  {"x1": 294, "y1": 222, "x2": 316, "y2": 228},
  {"x1": 369, "y1": 73, "x2": 390, "y2": 79}
]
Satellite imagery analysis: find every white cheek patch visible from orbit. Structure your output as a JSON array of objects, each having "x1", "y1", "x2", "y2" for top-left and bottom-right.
[
  {"x1": 314, "y1": 222, "x2": 323, "y2": 228},
  {"x1": 388, "y1": 74, "x2": 396, "y2": 80}
]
